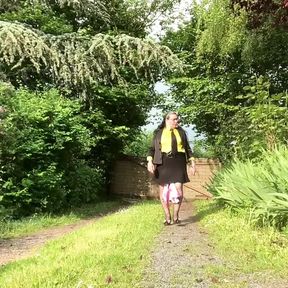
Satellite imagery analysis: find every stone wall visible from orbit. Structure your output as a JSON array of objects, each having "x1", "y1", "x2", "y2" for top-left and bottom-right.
[{"x1": 110, "y1": 155, "x2": 221, "y2": 199}]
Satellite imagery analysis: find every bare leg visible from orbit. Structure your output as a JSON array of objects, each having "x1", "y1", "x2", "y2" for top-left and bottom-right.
[
  {"x1": 173, "y1": 182, "x2": 183, "y2": 222},
  {"x1": 159, "y1": 185, "x2": 171, "y2": 223}
]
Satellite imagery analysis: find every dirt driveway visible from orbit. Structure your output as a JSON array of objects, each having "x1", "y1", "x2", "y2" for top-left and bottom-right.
[{"x1": 0, "y1": 218, "x2": 97, "y2": 266}]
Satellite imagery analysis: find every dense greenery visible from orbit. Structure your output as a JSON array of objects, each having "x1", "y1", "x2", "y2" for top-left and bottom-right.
[
  {"x1": 208, "y1": 146, "x2": 288, "y2": 228},
  {"x1": 162, "y1": 0, "x2": 288, "y2": 161},
  {"x1": 1, "y1": 0, "x2": 288, "y2": 225},
  {"x1": 160, "y1": 0, "x2": 288, "y2": 229},
  {"x1": 0, "y1": 83, "x2": 106, "y2": 215},
  {"x1": 0, "y1": 0, "x2": 182, "y2": 216}
]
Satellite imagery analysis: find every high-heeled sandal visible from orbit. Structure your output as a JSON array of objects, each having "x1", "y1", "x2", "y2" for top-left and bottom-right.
[
  {"x1": 173, "y1": 219, "x2": 181, "y2": 224},
  {"x1": 163, "y1": 219, "x2": 171, "y2": 226}
]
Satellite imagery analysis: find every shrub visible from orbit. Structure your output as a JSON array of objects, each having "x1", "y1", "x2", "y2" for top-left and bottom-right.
[
  {"x1": 192, "y1": 138, "x2": 216, "y2": 158},
  {"x1": 0, "y1": 83, "x2": 104, "y2": 215},
  {"x1": 123, "y1": 130, "x2": 154, "y2": 157},
  {"x1": 64, "y1": 161, "x2": 105, "y2": 205},
  {"x1": 208, "y1": 146, "x2": 288, "y2": 229}
]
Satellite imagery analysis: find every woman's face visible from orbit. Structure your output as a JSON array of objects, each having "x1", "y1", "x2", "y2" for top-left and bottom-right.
[{"x1": 165, "y1": 113, "x2": 179, "y2": 129}]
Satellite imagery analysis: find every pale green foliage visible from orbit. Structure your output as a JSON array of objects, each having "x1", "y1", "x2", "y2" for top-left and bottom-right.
[
  {"x1": 0, "y1": 21, "x2": 52, "y2": 72},
  {"x1": 209, "y1": 146, "x2": 288, "y2": 228},
  {"x1": 51, "y1": 33, "x2": 181, "y2": 86},
  {"x1": 0, "y1": 20, "x2": 182, "y2": 89},
  {"x1": 195, "y1": 0, "x2": 247, "y2": 58}
]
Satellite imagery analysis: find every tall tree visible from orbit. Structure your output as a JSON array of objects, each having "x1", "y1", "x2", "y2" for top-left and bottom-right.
[
  {"x1": 0, "y1": 0, "x2": 183, "y2": 214},
  {"x1": 162, "y1": 0, "x2": 288, "y2": 161},
  {"x1": 0, "y1": 0, "x2": 182, "y2": 139}
]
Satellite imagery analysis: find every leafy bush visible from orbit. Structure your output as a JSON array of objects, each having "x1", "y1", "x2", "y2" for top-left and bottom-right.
[
  {"x1": 192, "y1": 138, "x2": 216, "y2": 158},
  {"x1": 217, "y1": 77, "x2": 288, "y2": 161},
  {"x1": 0, "y1": 83, "x2": 104, "y2": 215},
  {"x1": 64, "y1": 161, "x2": 105, "y2": 204},
  {"x1": 208, "y1": 146, "x2": 288, "y2": 228},
  {"x1": 123, "y1": 130, "x2": 154, "y2": 157}
]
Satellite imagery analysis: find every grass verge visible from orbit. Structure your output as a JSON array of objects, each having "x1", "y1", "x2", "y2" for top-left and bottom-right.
[
  {"x1": 0, "y1": 201, "x2": 124, "y2": 239},
  {"x1": 0, "y1": 201, "x2": 163, "y2": 288},
  {"x1": 195, "y1": 200, "x2": 288, "y2": 286}
]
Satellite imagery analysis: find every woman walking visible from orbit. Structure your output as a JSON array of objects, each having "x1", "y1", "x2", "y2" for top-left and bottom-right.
[{"x1": 147, "y1": 112, "x2": 196, "y2": 225}]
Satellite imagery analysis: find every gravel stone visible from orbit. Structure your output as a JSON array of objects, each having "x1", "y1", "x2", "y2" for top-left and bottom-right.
[{"x1": 140, "y1": 200, "x2": 288, "y2": 288}]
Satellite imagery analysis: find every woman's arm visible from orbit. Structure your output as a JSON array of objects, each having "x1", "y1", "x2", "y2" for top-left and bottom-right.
[
  {"x1": 182, "y1": 130, "x2": 196, "y2": 174},
  {"x1": 147, "y1": 133, "x2": 156, "y2": 174}
]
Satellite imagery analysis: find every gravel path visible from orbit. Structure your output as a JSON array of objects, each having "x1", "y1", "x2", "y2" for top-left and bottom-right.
[
  {"x1": 141, "y1": 200, "x2": 219, "y2": 288},
  {"x1": 141, "y1": 200, "x2": 288, "y2": 288}
]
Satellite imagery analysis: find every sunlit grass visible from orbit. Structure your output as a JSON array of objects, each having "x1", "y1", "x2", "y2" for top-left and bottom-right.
[
  {"x1": 0, "y1": 201, "x2": 123, "y2": 239},
  {"x1": 0, "y1": 201, "x2": 163, "y2": 288},
  {"x1": 195, "y1": 200, "x2": 288, "y2": 285}
]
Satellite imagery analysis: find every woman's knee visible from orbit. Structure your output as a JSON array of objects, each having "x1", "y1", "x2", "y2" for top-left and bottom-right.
[{"x1": 174, "y1": 183, "x2": 183, "y2": 201}]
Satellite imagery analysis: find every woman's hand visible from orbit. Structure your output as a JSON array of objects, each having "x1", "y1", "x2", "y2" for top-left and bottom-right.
[
  {"x1": 147, "y1": 160, "x2": 155, "y2": 174},
  {"x1": 189, "y1": 162, "x2": 196, "y2": 176}
]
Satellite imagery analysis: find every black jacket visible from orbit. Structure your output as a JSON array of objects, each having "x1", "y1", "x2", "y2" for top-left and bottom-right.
[{"x1": 148, "y1": 127, "x2": 193, "y2": 165}]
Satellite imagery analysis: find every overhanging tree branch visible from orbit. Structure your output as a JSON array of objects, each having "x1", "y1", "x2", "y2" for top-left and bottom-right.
[{"x1": 0, "y1": 21, "x2": 182, "y2": 90}]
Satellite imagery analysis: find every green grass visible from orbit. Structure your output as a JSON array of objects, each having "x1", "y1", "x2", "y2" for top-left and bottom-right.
[
  {"x1": 0, "y1": 201, "x2": 163, "y2": 288},
  {"x1": 195, "y1": 200, "x2": 288, "y2": 286},
  {"x1": 0, "y1": 201, "x2": 124, "y2": 239}
]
